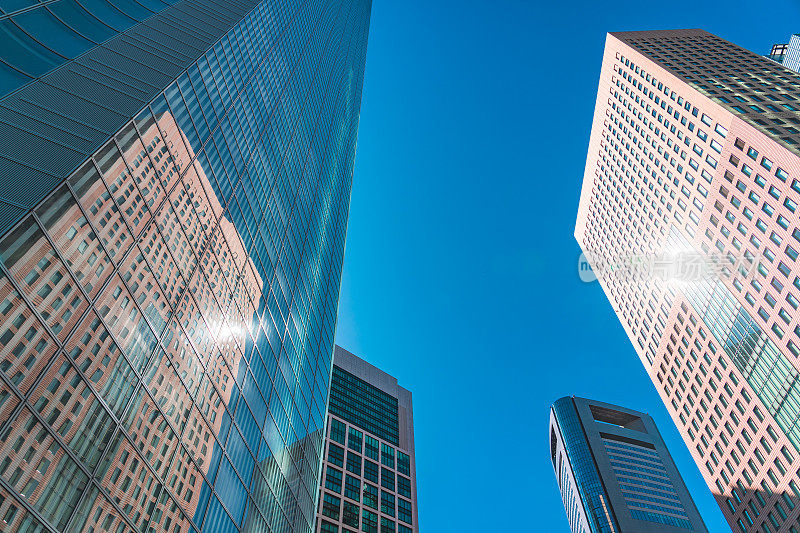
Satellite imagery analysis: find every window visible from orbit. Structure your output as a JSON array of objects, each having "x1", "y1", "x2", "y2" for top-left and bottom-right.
[
  {"x1": 398, "y1": 499, "x2": 413, "y2": 525},
  {"x1": 330, "y1": 419, "x2": 346, "y2": 445},
  {"x1": 345, "y1": 475, "x2": 361, "y2": 502},
  {"x1": 343, "y1": 501, "x2": 359, "y2": 528},
  {"x1": 348, "y1": 427, "x2": 363, "y2": 452},
  {"x1": 362, "y1": 509, "x2": 378, "y2": 533},
  {"x1": 397, "y1": 451, "x2": 410, "y2": 476},
  {"x1": 364, "y1": 460, "x2": 379, "y2": 483},
  {"x1": 347, "y1": 451, "x2": 362, "y2": 476},
  {"x1": 322, "y1": 493, "x2": 341, "y2": 520},
  {"x1": 381, "y1": 443, "x2": 395, "y2": 468},
  {"x1": 398, "y1": 475, "x2": 412, "y2": 498},
  {"x1": 326, "y1": 467, "x2": 343, "y2": 493},
  {"x1": 362, "y1": 484, "x2": 378, "y2": 510},
  {"x1": 328, "y1": 443, "x2": 344, "y2": 467},
  {"x1": 330, "y1": 366, "x2": 400, "y2": 445},
  {"x1": 381, "y1": 490, "x2": 396, "y2": 517},
  {"x1": 365, "y1": 435, "x2": 379, "y2": 461},
  {"x1": 381, "y1": 467, "x2": 395, "y2": 491},
  {"x1": 321, "y1": 520, "x2": 339, "y2": 533},
  {"x1": 381, "y1": 518, "x2": 396, "y2": 533}
]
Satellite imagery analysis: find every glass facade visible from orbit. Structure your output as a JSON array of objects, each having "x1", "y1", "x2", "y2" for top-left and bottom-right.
[
  {"x1": 551, "y1": 398, "x2": 619, "y2": 533},
  {"x1": 0, "y1": 1, "x2": 372, "y2": 532},
  {"x1": 602, "y1": 438, "x2": 692, "y2": 529},
  {"x1": 328, "y1": 366, "x2": 399, "y2": 446},
  {"x1": 668, "y1": 228, "x2": 800, "y2": 456}
]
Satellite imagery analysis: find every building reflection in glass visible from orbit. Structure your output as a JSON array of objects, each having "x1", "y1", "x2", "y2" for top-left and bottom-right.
[{"x1": 0, "y1": 111, "x2": 272, "y2": 532}]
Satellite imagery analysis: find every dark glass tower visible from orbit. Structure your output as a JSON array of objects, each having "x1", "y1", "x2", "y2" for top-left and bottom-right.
[
  {"x1": 550, "y1": 397, "x2": 708, "y2": 533},
  {"x1": 0, "y1": 1, "x2": 371, "y2": 532}
]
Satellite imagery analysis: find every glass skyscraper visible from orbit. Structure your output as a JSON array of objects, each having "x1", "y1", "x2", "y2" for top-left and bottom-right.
[
  {"x1": 316, "y1": 346, "x2": 417, "y2": 533},
  {"x1": 550, "y1": 397, "x2": 708, "y2": 533},
  {"x1": 0, "y1": 1, "x2": 371, "y2": 532}
]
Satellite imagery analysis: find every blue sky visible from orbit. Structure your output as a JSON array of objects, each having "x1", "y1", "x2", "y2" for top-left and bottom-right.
[{"x1": 334, "y1": 1, "x2": 800, "y2": 531}]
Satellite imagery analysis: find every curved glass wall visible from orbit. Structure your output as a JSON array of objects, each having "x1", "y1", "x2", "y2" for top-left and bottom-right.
[
  {"x1": 0, "y1": 0, "x2": 372, "y2": 532},
  {"x1": 552, "y1": 397, "x2": 620, "y2": 533}
]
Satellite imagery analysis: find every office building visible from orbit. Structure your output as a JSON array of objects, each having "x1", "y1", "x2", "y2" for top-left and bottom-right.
[
  {"x1": 316, "y1": 346, "x2": 417, "y2": 533},
  {"x1": 550, "y1": 397, "x2": 707, "y2": 532},
  {"x1": 767, "y1": 34, "x2": 800, "y2": 73},
  {"x1": 0, "y1": 1, "x2": 371, "y2": 532},
  {"x1": 576, "y1": 28, "x2": 800, "y2": 531}
]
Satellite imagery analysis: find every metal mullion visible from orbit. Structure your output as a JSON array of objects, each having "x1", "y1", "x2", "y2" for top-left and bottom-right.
[
  {"x1": 0, "y1": 473, "x2": 61, "y2": 533},
  {"x1": 180, "y1": 274, "x2": 249, "y2": 396},
  {"x1": 163, "y1": 297, "x2": 242, "y2": 438},
  {"x1": 274, "y1": 13, "x2": 357, "y2": 460},
  {"x1": 24, "y1": 0, "x2": 350, "y2": 530},
  {"x1": 78, "y1": 356, "x2": 209, "y2": 532},
  {"x1": 148, "y1": 0, "x2": 310, "y2": 214},
  {"x1": 186, "y1": 0, "x2": 336, "y2": 518},
  {"x1": 160, "y1": 7, "x2": 221, "y2": 42},
  {"x1": 22, "y1": 200, "x2": 201, "y2": 533},
  {"x1": 75, "y1": 330, "x2": 218, "y2": 532},
  {"x1": 0, "y1": 0, "x2": 63, "y2": 21},
  {"x1": 255, "y1": 0, "x2": 347, "y2": 272},
  {"x1": 141, "y1": 166, "x2": 209, "y2": 291},
  {"x1": 241, "y1": 0, "x2": 353, "y2": 487},
  {"x1": 62, "y1": 457, "x2": 142, "y2": 533},
  {"x1": 105, "y1": 133, "x2": 190, "y2": 245},
  {"x1": 0, "y1": 194, "x2": 28, "y2": 211},
  {"x1": 5, "y1": 97, "x2": 103, "y2": 144},
  {"x1": 60, "y1": 171, "x2": 180, "y2": 347},
  {"x1": 0, "y1": 293, "x2": 110, "y2": 511},
  {"x1": 59, "y1": 159, "x2": 138, "y2": 270},
  {"x1": 116, "y1": 31, "x2": 189, "y2": 72},
  {"x1": 0, "y1": 229, "x2": 166, "y2": 533},
  {"x1": 0, "y1": 344, "x2": 38, "y2": 445},
  {"x1": 28, "y1": 186, "x2": 169, "y2": 377},
  {"x1": 64, "y1": 59, "x2": 154, "y2": 102},
  {"x1": 228, "y1": 0, "x2": 345, "y2": 329},
  {"x1": 114, "y1": 388, "x2": 197, "y2": 531},
  {"x1": 38, "y1": 74, "x2": 131, "y2": 123},
  {"x1": 0, "y1": 240, "x2": 96, "y2": 407},
  {"x1": 304, "y1": 9, "x2": 366, "y2": 522},
  {"x1": 176, "y1": 0, "x2": 234, "y2": 30},
  {"x1": 0, "y1": 0, "x2": 299, "y2": 246}
]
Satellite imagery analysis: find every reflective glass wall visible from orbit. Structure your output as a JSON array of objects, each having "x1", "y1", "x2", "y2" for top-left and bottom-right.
[{"x1": 0, "y1": 0, "x2": 371, "y2": 532}]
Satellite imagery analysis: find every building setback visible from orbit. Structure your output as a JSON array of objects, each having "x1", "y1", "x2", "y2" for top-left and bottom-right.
[
  {"x1": 550, "y1": 397, "x2": 708, "y2": 533},
  {"x1": 577, "y1": 28, "x2": 800, "y2": 532},
  {"x1": 0, "y1": 1, "x2": 371, "y2": 532},
  {"x1": 316, "y1": 346, "x2": 417, "y2": 533}
]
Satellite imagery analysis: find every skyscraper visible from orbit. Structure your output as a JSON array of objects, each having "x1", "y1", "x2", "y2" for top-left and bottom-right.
[
  {"x1": 576, "y1": 28, "x2": 800, "y2": 531},
  {"x1": 0, "y1": 1, "x2": 371, "y2": 532},
  {"x1": 550, "y1": 396, "x2": 707, "y2": 532},
  {"x1": 316, "y1": 346, "x2": 417, "y2": 533},
  {"x1": 768, "y1": 35, "x2": 800, "y2": 73}
]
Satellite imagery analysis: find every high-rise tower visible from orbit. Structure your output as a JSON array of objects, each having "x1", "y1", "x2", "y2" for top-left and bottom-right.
[
  {"x1": 577, "y1": 29, "x2": 800, "y2": 531},
  {"x1": 316, "y1": 346, "x2": 417, "y2": 533},
  {"x1": 550, "y1": 397, "x2": 708, "y2": 533},
  {"x1": 0, "y1": 1, "x2": 371, "y2": 532},
  {"x1": 768, "y1": 35, "x2": 800, "y2": 73}
]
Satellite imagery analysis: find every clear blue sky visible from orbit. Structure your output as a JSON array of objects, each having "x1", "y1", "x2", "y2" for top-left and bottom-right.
[{"x1": 334, "y1": 1, "x2": 800, "y2": 531}]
